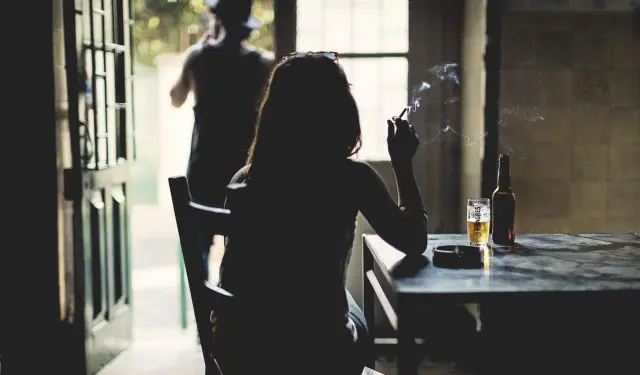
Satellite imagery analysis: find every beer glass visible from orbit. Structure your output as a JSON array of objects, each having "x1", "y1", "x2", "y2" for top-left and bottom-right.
[{"x1": 467, "y1": 198, "x2": 491, "y2": 246}]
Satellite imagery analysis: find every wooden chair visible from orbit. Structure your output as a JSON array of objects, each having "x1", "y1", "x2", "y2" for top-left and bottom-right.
[
  {"x1": 168, "y1": 176, "x2": 241, "y2": 375},
  {"x1": 169, "y1": 176, "x2": 383, "y2": 375}
]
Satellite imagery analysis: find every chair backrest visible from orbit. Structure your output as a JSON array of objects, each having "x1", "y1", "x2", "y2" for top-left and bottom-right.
[
  {"x1": 168, "y1": 176, "x2": 243, "y2": 373},
  {"x1": 170, "y1": 176, "x2": 383, "y2": 375}
]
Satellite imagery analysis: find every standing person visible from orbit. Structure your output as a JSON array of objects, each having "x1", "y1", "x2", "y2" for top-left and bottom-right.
[{"x1": 170, "y1": 0, "x2": 273, "y2": 282}]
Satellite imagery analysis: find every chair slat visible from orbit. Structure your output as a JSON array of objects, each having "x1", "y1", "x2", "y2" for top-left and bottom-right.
[
  {"x1": 188, "y1": 203, "x2": 233, "y2": 236},
  {"x1": 169, "y1": 176, "x2": 235, "y2": 375},
  {"x1": 362, "y1": 367, "x2": 385, "y2": 375}
]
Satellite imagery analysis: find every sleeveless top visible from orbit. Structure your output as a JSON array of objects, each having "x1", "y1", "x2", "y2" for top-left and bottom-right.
[
  {"x1": 186, "y1": 43, "x2": 270, "y2": 206},
  {"x1": 213, "y1": 162, "x2": 359, "y2": 351}
]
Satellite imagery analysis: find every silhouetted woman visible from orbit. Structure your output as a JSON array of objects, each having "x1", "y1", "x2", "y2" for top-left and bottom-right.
[{"x1": 213, "y1": 52, "x2": 428, "y2": 375}]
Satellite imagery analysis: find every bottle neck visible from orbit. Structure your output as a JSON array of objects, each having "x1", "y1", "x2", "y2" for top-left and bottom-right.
[{"x1": 497, "y1": 159, "x2": 511, "y2": 190}]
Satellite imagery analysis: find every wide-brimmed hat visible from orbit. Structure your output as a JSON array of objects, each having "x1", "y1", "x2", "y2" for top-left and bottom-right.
[{"x1": 206, "y1": 0, "x2": 261, "y2": 30}]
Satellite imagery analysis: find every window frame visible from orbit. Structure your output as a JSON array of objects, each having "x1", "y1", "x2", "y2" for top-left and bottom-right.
[
  {"x1": 274, "y1": 0, "x2": 477, "y2": 232},
  {"x1": 337, "y1": 53, "x2": 409, "y2": 161},
  {"x1": 292, "y1": 0, "x2": 411, "y2": 161}
]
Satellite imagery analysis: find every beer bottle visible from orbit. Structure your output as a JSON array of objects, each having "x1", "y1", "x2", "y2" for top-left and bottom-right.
[{"x1": 491, "y1": 154, "x2": 516, "y2": 245}]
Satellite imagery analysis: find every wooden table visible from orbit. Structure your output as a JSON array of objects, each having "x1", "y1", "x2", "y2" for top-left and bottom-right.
[{"x1": 362, "y1": 233, "x2": 640, "y2": 375}]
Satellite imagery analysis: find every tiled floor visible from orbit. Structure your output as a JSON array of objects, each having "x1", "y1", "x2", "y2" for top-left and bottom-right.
[
  {"x1": 98, "y1": 206, "x2": 470, "y2": 375},
  {"x1": 96, "y1": 327, "x2": 205, "y2": 375}
]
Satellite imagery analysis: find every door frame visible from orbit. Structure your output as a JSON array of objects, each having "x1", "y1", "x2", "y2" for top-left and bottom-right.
[
  {"x1": 5, "y1": 1, "x2": 62, "y2": 374},
  {"x1": 273, "y1": 0, "x2": 296, "y2": 59},
  {"x1": 60, "y1": 0, "x2": 135, "y2": 373}
]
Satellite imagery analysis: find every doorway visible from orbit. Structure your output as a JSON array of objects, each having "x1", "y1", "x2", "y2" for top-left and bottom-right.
[{"x1": 97, "y1": 1, "x2": 275, "y2": 373}]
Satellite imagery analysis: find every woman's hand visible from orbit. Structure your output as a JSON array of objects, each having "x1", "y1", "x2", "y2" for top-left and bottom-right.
[{"x1": 387, "y1": 116, "x2": 419, "y2": 167}]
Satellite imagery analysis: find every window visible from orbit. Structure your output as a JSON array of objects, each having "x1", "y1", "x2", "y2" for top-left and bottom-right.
[
  {"x1": 81, "y1": 0, "x2": 133, "y2": 169},
  {"x1": 296, "y1": 0, "x2": 409, "y2": 161}
]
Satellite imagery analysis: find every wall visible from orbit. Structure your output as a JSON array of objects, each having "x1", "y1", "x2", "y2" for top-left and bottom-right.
[
  {"x1": 129, "y1": 65, "x2": 161, "y2": 205},
  {"x1": 155, "y1": 53, "x2": 194, "y2": 213},
  {"x1": 7, "y1": 2, "x2": 64, "y2": 372},
  {"x1": 499, "y1": 11, "x2": 640, "y2": 233},
  {"x1": 53, "y1": 0, "x2": 74, "y2": 322},
  {"x1": 128, "y1": 54, "x2": 192, "y2": 240},
  {"x1": 460, "y1": 0, "x2": 487, "y2": 225}
]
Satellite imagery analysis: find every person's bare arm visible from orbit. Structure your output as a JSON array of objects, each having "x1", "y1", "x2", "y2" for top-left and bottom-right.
[
  {"x1": 170, "y1": 46, "x2": 199, "y2": 108},
  {"x1": 353, "y1": 160, "x2": 428, "y2": 256}
]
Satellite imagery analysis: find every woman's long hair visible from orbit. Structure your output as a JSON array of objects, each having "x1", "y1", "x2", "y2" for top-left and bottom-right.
[{"x1": 246, "y1": 53, "x2": 361, "y2": 181}]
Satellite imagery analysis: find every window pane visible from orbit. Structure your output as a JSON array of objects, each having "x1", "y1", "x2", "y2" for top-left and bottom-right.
[
  {"x1": 324, "y1": 9, "x2": 352, "y2": 52},
  {"x1": 296, "y1": 0, "x2": 323, "y2": 30},
  {"x1": 246, "y1": 0, "x2": 275, "y2": 53},
  {"x1": 296, "y1": 0, "x2": 408, "y2": 53},
  {"x1": 340, "y1": 57, "x2": 408, "y2": 161},
  {"x1": 353, "y1": 8, "x2": 381, "y2": 52},
  {"x1": 296, "y1": 34, "x2": 324, "y2": 52},
  {"x1": 92, "y1": 8, "x2": 103, "y2": 43},
  {"x1": 104, "y1": 0, "x2": 113, "y2": 43}
]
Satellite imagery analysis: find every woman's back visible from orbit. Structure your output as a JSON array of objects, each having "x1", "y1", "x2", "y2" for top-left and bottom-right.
[
  {"x1": 214, "y1": 161, "x2": 367, "y2": 375},
  {"x1": 211, "y1": 52, "x2": 428, "y2": 375},
  {"x1": 219, "y1": 161, "x2": 358, "y2": 330}
]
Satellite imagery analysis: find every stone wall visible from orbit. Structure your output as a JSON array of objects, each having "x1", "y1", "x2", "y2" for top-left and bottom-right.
[{"x1": 499, "y1": 11, "x2": 640, "y2": 233}]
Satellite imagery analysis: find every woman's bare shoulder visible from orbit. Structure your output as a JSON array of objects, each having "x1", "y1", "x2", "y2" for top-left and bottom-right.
[{"x1": 345, "y1": 159, "x2": 377, "y2": 181}]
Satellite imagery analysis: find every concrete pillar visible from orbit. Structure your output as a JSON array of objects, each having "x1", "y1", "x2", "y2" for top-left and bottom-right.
[{"x1": 460, "y1": 0, "x2": 487, "y2": 219}]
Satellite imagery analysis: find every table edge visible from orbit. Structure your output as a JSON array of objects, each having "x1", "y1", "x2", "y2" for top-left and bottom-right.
[
  {"x1": 362, "y1": 233, "x2": 640, "y2": 297},
  {"x1": 362, "y1": 234, "x2": 397, "y2": 293}
]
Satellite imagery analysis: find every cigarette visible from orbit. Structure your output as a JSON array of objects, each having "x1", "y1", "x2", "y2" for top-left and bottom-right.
[{"x1": 398, "y1": 108, "x2": 407, "y2": 119}]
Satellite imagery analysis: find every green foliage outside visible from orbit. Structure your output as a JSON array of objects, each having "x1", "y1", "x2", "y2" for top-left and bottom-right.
[{"x1": 133, "y1": 0, "x2": 274, "y2": 66}]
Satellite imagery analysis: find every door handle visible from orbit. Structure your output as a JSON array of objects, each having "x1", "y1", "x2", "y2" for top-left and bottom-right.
[
  {"x1": 79, "y1": 121, "x2": 93, "y2": 165},
  {"x1": 63, "y1": 121, "x2": 93, "y2": 200}
]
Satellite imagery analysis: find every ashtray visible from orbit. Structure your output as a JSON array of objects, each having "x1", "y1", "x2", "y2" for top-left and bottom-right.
[{"x1": 432, "y1": 245, "x2": 484, "y2": 269}]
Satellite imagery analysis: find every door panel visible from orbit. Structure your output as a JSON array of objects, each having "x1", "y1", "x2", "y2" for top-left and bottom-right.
[{"x1": 64, "y1": 0, "x2": 135, "y2": 373}]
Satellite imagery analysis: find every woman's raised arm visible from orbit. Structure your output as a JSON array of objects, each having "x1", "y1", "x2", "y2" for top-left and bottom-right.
[{"x1": 353, "y1": 160, "x2": 428, "y2": 256}]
